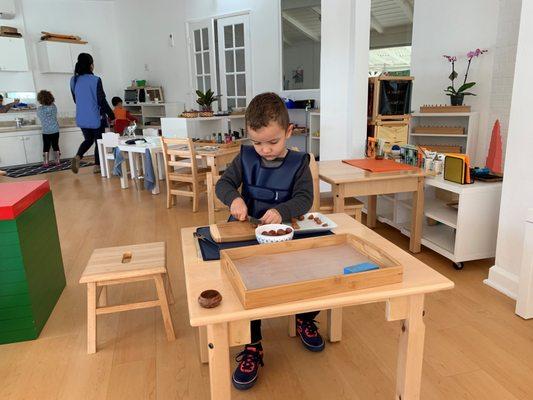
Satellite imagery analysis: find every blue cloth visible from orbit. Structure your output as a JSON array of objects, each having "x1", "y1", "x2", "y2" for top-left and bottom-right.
[
  {"x1": 37, "y1": 104, "x2": 60, "y2": 134},
  {"x1": 112, "y1": 147, "x2": 124, "y2": 177},
  {"x1": 143, "y1": 148, "x2": 156, "y2": 191},
  {"x1": 70, "y1": 74, "x2": 101, "y2": 129},
  {"x1": 240, "y1": 145, "x2": 308, "y2": 219}
]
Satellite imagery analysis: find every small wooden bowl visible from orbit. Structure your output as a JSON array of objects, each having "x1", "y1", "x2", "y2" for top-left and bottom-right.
[{"x1": 198, "y1": 290, "x2": 222, "y2": 308}]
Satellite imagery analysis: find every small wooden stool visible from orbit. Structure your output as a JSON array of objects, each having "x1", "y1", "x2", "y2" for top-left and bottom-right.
[{"x1": 79, "y1": 242, "x2": 176, "y2": 354}]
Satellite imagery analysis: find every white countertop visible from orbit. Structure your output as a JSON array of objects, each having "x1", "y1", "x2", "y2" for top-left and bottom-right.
[
  {"x1": 425, "y1": 174, "x2": 503, "y2": 194},
  {"x1": 0, "y1": 123, "x2": 78, "y2": 134}
]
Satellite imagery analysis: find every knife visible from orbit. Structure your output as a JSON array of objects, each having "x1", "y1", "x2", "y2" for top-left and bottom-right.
[{"x1": 247, "y1": 215, "x2": 262, "y2": 225}]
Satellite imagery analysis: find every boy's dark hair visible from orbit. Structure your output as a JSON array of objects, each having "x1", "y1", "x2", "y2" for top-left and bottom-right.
[
  {"x1": 245, "y1": 92, "x2": 289, "y2": 131},
  {"x1": 112, "y1": 96, "x2": 122, "y2": 107},
  {"x1": 37, "y1": 90, "x2": 54, "y2": 106}
]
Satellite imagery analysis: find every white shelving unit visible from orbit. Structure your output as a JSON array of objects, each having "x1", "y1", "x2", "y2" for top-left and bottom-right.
[
  {"x1": 124, "y1": 103, "x2": 180, "y2": 131},
  {"x1": 409, "y1": 112, "x2": 479, "y2": 159},
  {"x1": 160, "y1": 115, "x2": 246, "y2": 140},
  {"x1": 308, "y1": 111, "x2": 320, "y2": 158},
  {"x1": 360, "y1": 175, "x2": 502, "y2": 269}
]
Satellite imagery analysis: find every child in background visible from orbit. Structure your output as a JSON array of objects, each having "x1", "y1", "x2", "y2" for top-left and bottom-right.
[
  {"x1": 36, "y1": 90, "x2": 60, "y2": 167},
  {"x1": 215, "y1": 92, "x2": 323, "y2": 391},
  {"x1": 111, "y1": 96, "x2": 137, "y2": 134}
]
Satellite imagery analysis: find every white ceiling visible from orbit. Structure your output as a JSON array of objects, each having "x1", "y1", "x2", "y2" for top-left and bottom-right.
[{"x1": 282, "y1": 0, "x2": 414, "y2": 45}]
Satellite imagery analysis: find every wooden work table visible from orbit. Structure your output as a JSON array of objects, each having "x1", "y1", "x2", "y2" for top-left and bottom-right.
[
  {"x1": 181, "y1": 213, "x2": 453, "y2": 400},
  {"x1": 318, "y1": 160, "x2": 426, "y2": 253}
]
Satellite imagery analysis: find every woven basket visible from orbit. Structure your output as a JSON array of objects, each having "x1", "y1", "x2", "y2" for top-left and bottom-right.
[
  {"x1": 199, "y1": 111, "x2": 214, "y2": 118},
  {"x1": 180, "y1": 111, "x2": 199, "y2": 118}
]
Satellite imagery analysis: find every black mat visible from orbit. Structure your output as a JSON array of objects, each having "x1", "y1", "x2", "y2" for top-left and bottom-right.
[
  {"x1": 4, "y1": 159, "x2": 95, "y2": 178},
  {"x1": 195, "y1": 226, "x2": 334, "y2": 261}
]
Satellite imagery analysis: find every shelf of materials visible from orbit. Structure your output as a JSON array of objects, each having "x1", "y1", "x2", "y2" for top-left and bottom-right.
[
  {"x1": 410, "y1": 133, "x2": 468, "y2": 138},
  {"x1": 308, "y1": 111, "x2": 320, "y2": 158},
  {"x1": 311, "y1": 136, "x2": 320, "y2": 140}
]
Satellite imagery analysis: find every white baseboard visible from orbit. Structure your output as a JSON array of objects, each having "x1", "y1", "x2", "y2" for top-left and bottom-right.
[{"x1": 484, "y1": 264, "x2": 519, "y2": 300}]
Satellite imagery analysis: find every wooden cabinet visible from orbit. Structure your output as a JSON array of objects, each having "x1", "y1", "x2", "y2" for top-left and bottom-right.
[
  {"x1": 0, "y1": 37, "x2": 29, "y2": 72},
  {"x1": 375, "y1": 124, "x2": 408, "y2": 150},
  {"x1": 37, "y1": 41, "x2": 93, "y2": 74}
]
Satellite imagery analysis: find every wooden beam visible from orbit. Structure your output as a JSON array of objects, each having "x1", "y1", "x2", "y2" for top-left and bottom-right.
[
  {"x1": 282, "y1": 12, "x2": 320, "y2": 42},
  {"x1": 371, "y1": 15, "x2": 384, "y2": 34},
  {"x1": 393, "y1": 0, "x2": 414, "y2": 22}
]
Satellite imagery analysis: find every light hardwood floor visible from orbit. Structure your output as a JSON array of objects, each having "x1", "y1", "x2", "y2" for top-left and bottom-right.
[{"x1": 1, "y1": 168, "x2": 532, "y2": 400}]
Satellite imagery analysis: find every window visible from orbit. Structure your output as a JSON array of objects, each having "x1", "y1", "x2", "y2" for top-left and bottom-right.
[
  {"x1": 281, "y1": 0, "x2": 321, "y2": 90},
  {"x1": 189, "y1": 21, "x2": 216, "y2": 94}
]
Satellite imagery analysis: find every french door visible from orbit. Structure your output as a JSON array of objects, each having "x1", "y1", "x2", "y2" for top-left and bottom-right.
[
  {"x1": 188, "y1": 20, "x2": 217, "y2": 95},
  {"x1": 216, "y1": 14, "x2": 252, "y2": 111}
]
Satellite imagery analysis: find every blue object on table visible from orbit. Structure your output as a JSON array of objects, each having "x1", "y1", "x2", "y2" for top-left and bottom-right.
[
  {"x1": 143, "y1": 148, "x2": 156, "y2": 191},
  {"x1": 343, "y1": 262, "x2": 380, "y2": 274},
  {"x1": 112, "y1": 147, "x2": 124, "y2": 177}
]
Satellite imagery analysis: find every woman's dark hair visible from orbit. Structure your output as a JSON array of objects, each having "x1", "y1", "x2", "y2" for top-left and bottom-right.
[
  {"x1": 37, "y1": 90, "x2": 54, "y2": 106},
  {"x1": 111, "y1": 97, "x2": 122, "y2": 107},
  {"x1": 0, "y1": 94, "x2": 3, "y2": 100},
  {"x1": 74, "y1": 53, "x2": 94, "y2": 76}
]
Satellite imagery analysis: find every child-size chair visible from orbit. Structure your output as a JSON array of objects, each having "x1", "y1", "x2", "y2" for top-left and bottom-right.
[{"x1": 101, "y1": 132, "x2": 120, "y2": 179}]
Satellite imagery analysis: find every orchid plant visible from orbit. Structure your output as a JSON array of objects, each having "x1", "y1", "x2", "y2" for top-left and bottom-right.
[{"x1": 443, "y1": 48, "x2": 488, "y2": 99}]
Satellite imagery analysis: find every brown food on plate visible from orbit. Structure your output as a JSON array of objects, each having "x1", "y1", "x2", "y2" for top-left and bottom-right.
[
  {"x1": 285, "y1": 227, "x2": 293, "y2": 234},
  {"x1": 308, "y1": 214, "x2": 315, "y2": 220},
  {"x1": 291, "y1": 221, "x2": 300, "y2": 230},
  {"x1": 268, "y1": 230, "x2": 277, "y2": 235},
  {"x1": 276, "y1": 229, "x2": 286, "y2": 235},
  {"x1": 261, "y1": 227, "x2": 293, "y2": 237},
  {"x1": 297, "y1": 215, "x2": 305, "y2": 221},
  {"x1": 314, "y1": 217, "x2": 322, "y2": 224},
  {"x1": 322, "y1": 223, "x2": 328, "y2": 227},
  {"x1": 262, "y1": 231, "x2": 271, "y2": 236}
]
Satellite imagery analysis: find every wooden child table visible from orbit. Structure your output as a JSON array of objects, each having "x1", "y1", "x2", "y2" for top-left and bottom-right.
[
  {"x1": 318, "y1": 160, "x2": 426, "y2": 253},
  {"x1": 181, "y1": 213, "x2": 453, "y2": 400}
]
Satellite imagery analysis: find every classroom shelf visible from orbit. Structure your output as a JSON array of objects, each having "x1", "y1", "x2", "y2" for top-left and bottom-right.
[
  {"x1": 410, "y1": 133, "x2": 468, "y2": 138},
  {"x1": 400, "y1": 222, "x2": 456, "y2": 260}
]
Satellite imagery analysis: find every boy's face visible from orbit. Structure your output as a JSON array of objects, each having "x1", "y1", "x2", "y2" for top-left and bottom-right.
[
  {"x1": 116, "y1": 101, "x2": 123, "y2": 108},
  {"x1": 248, "y1": 121, "x2": 293, "y2": 160}
]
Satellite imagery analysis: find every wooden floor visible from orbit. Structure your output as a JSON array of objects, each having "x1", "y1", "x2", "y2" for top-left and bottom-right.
[{"x1": 1, "y1": 168, "x2": 532, "y2": 400}]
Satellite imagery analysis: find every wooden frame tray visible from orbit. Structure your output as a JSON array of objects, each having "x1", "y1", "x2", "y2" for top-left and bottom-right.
[{"x1": 221, "y1": 233, "x2": 403, "y2": 309}]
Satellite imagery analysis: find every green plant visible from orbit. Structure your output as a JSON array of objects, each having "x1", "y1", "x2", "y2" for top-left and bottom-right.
[{"x1": 195, "y1": 89, "x2": 218, "y2": 110}]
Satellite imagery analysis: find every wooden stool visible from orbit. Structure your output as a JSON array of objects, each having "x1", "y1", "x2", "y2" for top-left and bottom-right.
[{"x1": 79, "y1": 242, "x2": 176, "y2": 354}]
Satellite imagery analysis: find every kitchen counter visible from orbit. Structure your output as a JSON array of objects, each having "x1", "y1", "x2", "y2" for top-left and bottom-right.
[{"x1": 0, "y1": 122, "x2": 78, "y2": 134}]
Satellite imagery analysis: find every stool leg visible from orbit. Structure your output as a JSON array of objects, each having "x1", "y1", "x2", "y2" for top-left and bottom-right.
[
  {"x1": 164, "y1": 273, "x2": 175, "y2": 305},
  {"x1": 288, "y1": 315, "x2": 296, "y2": 337},
  {"x1": 87, "y1": 283, "x2": 97, "y2": 354},
  {"x1": 154, "y1": 274, "x2": 176, "y2": 341},
  {"x1": 199, "y1": 326, "x2": 209, "y2": 364}
]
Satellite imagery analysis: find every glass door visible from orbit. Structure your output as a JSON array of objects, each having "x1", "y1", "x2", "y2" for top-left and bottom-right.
[
  {"x1": 188, "y1": 20, "x2": 217, "y2": 96},
  {"x1": 217, "y1": 14, "x2": 251, "y2": 111}
]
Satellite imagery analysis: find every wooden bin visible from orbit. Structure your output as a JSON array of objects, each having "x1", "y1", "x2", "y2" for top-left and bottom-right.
[{"x1": 220, "y1": 234, "x2": 403, "y2": 309}]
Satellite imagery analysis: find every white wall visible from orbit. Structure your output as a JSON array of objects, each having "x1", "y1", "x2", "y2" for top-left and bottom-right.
[
  {"x1": 410, "y1": 0, "x2": 499, "y2": 166},
  {"x1": 485, "y1": 0, "x2": 530, "y2": 300},
  {"x1": 320, "y1": 0, "x2": 370, "y2": 161},
  {"x1": 0, "y1": 0, "x2": 124, "y2": 115},
  {"x1": 486, "y1": 0, "x2": 522, "y2": 168},
  {"x1": 20, "y1": 0, "x2": 123, "y2": 114},
  {"x1": 114, "y1": 0, "x2": 188, "y2": 108}
]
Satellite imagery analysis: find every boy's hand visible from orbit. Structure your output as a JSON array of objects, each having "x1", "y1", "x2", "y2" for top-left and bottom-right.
[
  {"x1": 230, "y1": 197, "x2": 248, "y2": 221},
  {"x1": 260, "y1": 209, "x2": 282, "y2": 224}
]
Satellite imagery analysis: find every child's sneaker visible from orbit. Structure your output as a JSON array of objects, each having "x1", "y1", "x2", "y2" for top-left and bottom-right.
[
  {"x1": 232, "y1": 343, "x2": 264, "y2": 390},
  {"x1": 296, "y1": 318, "x2": 325, "y2": 352}
]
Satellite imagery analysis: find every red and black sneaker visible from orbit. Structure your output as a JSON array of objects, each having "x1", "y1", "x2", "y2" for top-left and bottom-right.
[
  {"x1": 296, "y1": 318, "x2": 325, "y2": 352},
  {"x1": 232, "y1": 343, "x2": 264, "y2": 390}
]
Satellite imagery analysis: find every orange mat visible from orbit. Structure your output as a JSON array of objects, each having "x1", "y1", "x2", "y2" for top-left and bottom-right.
[{"x1": 342, "y1": 159, "x2": 418, "y2": 172}]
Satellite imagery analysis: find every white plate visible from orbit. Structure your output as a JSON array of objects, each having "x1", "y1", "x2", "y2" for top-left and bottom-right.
[{"x1": 290, "y1": 212, "x2": 337, "y2": 235}]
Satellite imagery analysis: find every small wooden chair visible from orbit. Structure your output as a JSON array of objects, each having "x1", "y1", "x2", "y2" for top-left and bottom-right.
[
  {"x1": 161, "y1": 137, "x2": 208, "y2": 212},
  {"x1": 79, "y1": 242, "x2": 175, "y2": 354},
  {"x1": 309, "y1": 154, "x2": 363, "y2": 222}
]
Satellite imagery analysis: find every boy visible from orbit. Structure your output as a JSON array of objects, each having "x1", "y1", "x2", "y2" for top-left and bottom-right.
[
  {"x1": 111, "y1": 96, "x2": 137, "y2": 134},
  {"x1": 216, "y1": 92, "x2": 323, "y2": 391}
]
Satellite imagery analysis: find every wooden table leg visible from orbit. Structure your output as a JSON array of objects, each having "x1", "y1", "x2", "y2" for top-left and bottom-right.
[
  {"x1": 87, "y1": 282, "x2": 97, "y2": 354},
  {"x1": 288, "y1": 315, "x2": 296, "y2": 337},
  {"x1": 409, "y1": 177, "x2": 424, "y2": 253},
  {"x1": 154, "y1": 274, "x2": 176, "y2": 341},
  {"x1": 199, "y1": 326, "x2": 209, "y2": 364},
  {"x1": 327, "y1": 307, "x2": 342, "y2": 342},
  {"x1": 207, "y1": 323, "x2": 231, "y2": 400},
  {"x1": 332, "y1": 184, "x2": 345, "y2": 214},
  {"x1": 396, "y1": 294, "x2": 426, "y2": 400},
  {"x1": 367, "y1": 195, "x2": 378, "y2": 229}
]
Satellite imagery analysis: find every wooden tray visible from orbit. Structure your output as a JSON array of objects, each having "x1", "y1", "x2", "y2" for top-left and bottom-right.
[
  {"x1": 412, "y1": 126, "x2": 464, "y2": 135},
  {"x1": 420, "y1": 144, "x2": 463, "y2": 154},
  {"x1": 221, "y1": 233, "x2": 403, "y2": 309},
  {"x1": 210, "y1": 221, "x2": 256, "y2": 243},
  {"x1": 419, "y1": 105, "x2": 471, "y2": 113}
]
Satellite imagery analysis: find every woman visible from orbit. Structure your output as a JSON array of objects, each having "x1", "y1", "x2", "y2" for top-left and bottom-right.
[
  {"x1": 0, "y1": 94, "x2": 19, "y2": 113},
  {"x1": 70, "y1": 53, "x2": 114, "y2": 174}
]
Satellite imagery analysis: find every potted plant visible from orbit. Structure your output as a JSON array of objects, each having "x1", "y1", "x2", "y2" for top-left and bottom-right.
[
  {"x1": 196, "y1": 89, "x2": 218, "y2": 117},
  {"x1": 443, "y1": 48, "x2": 487, "y2": 106}
]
